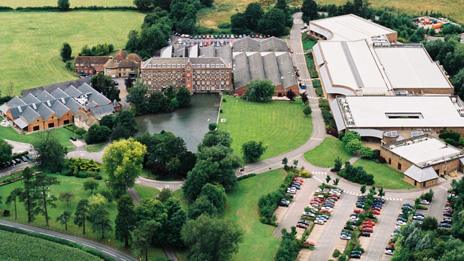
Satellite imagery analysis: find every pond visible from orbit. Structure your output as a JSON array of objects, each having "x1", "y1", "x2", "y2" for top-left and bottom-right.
[{"x1": 135, "y1": 94, "x2": 220, "y2": 152}]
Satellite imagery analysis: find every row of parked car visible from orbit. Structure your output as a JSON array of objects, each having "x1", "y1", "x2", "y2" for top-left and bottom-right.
[
  {"x1": 279, "y1": 177, "x2": 305, "y2": 207},
  {"x1": 0, "y1": 154, "x2": 32, "y2": 170},
  {"x1": 299, "y1": 187, "x2": 343, "y2": 229},
  {"x1": 386, "y1": 202, "x2": 416, "y2": 256},
  {"x1": 439, "y1": 192, "x2": 455, "y2": 229},
  {"x1": 174, "y1": 33, "x2": 272, "y2": 40}
]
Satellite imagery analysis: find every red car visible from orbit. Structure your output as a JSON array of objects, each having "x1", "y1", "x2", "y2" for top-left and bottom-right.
[
  {"x1": 372, "y1": 210, "x2": 381, "y2": 215},
  {"x1": 354, "y1": 209, "x2": 363, "y2": 214}
]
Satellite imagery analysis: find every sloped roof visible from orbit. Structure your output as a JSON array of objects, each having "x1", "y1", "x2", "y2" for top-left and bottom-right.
[
  {"x1": 21, "y1": 93, "x2": 41, "y2": 105},
  {"x1": 50, "y1": 100, "x2": 70, "y2": 118},
  {"x1": 404, "y1": 165, "x2": 439, "y2": 183},
  {"x1": 75, "y1": 56, "x2": 111, "y2": 65}
]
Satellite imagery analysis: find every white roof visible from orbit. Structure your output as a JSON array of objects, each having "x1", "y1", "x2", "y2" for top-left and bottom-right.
[
  {"x1": 314, "y1": 40, "x2": 390, "y2": 95},
  {"x1": 404, "y1": 165, "x2": 439, "y2": 182},
  {"x1": 388, "y1": 136, "x2": 463, "y2": 167},
  {"x1": 314, "y1": 41, "x2": 453, "y2": 95},
  {"x1": 309, "y1": 14, "x2": 395, "y2": 41},
  {"x1": 338, "y1": 96, "x2": 464, "y2": 128},
  {"x1": 375, "y1": 47, "x2": 452, "y2": 89}
]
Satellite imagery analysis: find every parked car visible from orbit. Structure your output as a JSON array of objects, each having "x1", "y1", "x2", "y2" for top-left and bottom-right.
[{"x1": 279, "y1": 199, "x2": 290, "y2": 207}]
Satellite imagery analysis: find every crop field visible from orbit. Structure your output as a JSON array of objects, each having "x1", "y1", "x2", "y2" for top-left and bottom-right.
[
  {"x1": 218, "y1": 95, "x2": 313, "y2": 160},
  {"x1": 0, "y1": 11, "x2": 144, "y2": 94},
  {"x1": 0, "y1": 229, "x2": 101, "y2": 260},
  {"x1": 317, "y1": 0, "x2": 464, "y2": 23},
  {"x1": 0, "y1": 0, "x2": 133, "y2": 8}
]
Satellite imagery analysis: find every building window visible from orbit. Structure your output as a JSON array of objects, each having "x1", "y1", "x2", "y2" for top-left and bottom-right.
[
  {"x1": 388, "y1": 158, "x2": 391, "y2": 164},
  {"x1": 397, "y1": 163, "x2": 402, "y2": 171},
  {"x1": 33, "y1": 126, "x2": 40, "y2": 131},
  {"x1": 48, "y1": 123, "x2": 54, "y2": 128},
  {"x1": 64, "y1": 120, "x2": 70, "y2": 125}
]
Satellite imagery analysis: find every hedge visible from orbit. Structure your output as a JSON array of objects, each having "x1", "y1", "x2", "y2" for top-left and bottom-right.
[{"x1": 0, "y1": 6, "x2": 137, "y2": 12}]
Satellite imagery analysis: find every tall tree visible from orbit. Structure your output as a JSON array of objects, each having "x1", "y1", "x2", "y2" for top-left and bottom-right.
[
  {"x1": 181, "y1": 215, "x2": 243, "y2": 261},
  {"x1": 302, "y1": 0, "x2": 318, "y2": 21},
  {"x1": 115, "y1": 195, "x2": 137, "y2": 248},
  {"x1": 60, "y1": 43, "x2": 72, "y2": 61},
  {"x1": 19, "y1": 167, "x2": 37, "y2": 223},
  {"x1": 88, "y1": 203, "x2": 112, "y2": 239},
  {"x1": 132, "y1": 220, "x2": 160, "y2": 261},
  {"x1": 170, "y1": 0, "x2": 199, "y2": 34},
  {"x1": 0, "y1": 139, "x2": 12, "y2": 164},
  {"x1": 91, "y1": 73, "x2": 120, "y2": 102},
  {"x1": 33, "y1": 172, "x2": 59, "y2": 226},
  {"x1": 6, "y1": 188, "x2": 23, "y2": 220},
  {"x1": 74, "y1": 199, "x2": 90, "y2": 235},
  {"x1": 56, "y1": 210, "x2": 72, "y2": 231},
  {"x1": 34, "y1": 134, "x2": 66, "y2": 172},
  {"x1": 244, "y1": 3, "x2": 264, "y2": 31},
  {"x1": 57, "y1": 0, "x2": 70, "y2": 11},
  {"x1": 59, "y1": 192, "x2": 74, "y2": 207},
  {"x1": 176, "y1": 86, "x2": 192, "y2": 108},
  {"x1": 163, "y1": 198, "x2": 186, "y2": 247},
  {"x1": 257, "y1": 8, "x2": 289, "y2": 36},
  {"x1": 134, "y1": 0, "x2": 156, "y2": 11},
  {"x1": 244, "y1": 80, "x2": 275, "y2": 102},
  {"x1": 102, "y1": 139, "x2": 147, "y2": 198},
  {"x1": 242, "y1": 140, "x2": 266, "y2": 163}
]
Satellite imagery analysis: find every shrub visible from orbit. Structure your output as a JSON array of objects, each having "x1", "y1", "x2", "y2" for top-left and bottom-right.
[
  {"x1": 242, "y1": 140, "x2": 266, "y2": 163},
  {"x1": 243, "y1": 80, "x2": 275, "y2": 103},
  {"x1": 338, "y1": 162, "x2": 374, "y2": 185},
  {"x1": 333, "y1": 249, "x2": 341, "y2": 258},
  {"x1": 85, "y1": 124, "x2": 111, "y2": 144}
]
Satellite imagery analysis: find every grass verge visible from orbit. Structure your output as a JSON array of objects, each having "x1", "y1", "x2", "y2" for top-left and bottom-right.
[
  {"x1": 0, "y1": 125, "x2": 75, "y2": 149},
  {"x1": 354, "y1": 159, "x2": 414, "y2": 190},
  {"x1": 304, "y1": 136, "x2": 351, "y2": 168}
]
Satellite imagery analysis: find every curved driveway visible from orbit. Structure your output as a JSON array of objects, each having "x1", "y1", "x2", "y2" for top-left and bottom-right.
[{"x1": 0, "y1": 219, "x2": 135, "y2": 261}]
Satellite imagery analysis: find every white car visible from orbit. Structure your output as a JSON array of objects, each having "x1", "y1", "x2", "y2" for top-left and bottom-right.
[
  {"x1": 287, "y1": 187, "x2": 297, "y2": 194},
  {"x1": 420, "y1": 199, "x2": 431, "y2": 205}
]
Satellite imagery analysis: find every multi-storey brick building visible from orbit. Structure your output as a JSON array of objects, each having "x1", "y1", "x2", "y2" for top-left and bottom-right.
[
  {"x1": 140, "y1": 57, "x2": 233, "y2": 93},
  {"x1": 74, "y1": 56, "x2": 111, "y2": 76}
]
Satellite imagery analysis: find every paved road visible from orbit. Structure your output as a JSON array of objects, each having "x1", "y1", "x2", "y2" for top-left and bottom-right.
[
  {"x1": 0, "y1": 219, "x2": 135, "y2": 261},
  {"x1": 274, "y1": 177, "x2": 320, "y2": 236},
  {"x1": 362, "y1": 200, "x2": 402, "y2": 261},
  {"x1": 135, "y1": 176, "x2": 185, "y2": 191},
  {"x1": 309, "y1": 194, "x2": 357, "y2": 260}
]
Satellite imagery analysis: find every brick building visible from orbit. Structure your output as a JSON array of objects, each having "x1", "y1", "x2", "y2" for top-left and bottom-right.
[
  {"x1": 140, "y1": 57, "x2": 233, "y2": 93},
  {"x1": 380, "y1": 135, "x2": 464, "y2": 188},
  {"x1": 104, "y1": 51, "x2": 142, "y2": 78},
  {"x1": 0, "y1": 82, "x2": 114, "y2": 132},
  {"x1": 75, "y1": 56, "x2": 111, "y2": 76}
]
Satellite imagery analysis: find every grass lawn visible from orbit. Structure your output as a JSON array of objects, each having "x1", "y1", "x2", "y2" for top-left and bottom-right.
[
  {"x1": 218, "y1": 96, "x2": 313, "y2": 160},
  {"x1": 0, "y1": 125, "x2": 75, "y2": 149},
  {"x1": 302, "y1": 35, "x2": 316, "y2": 51},
  {"x1": 0, "y1": 0, "x2": 134, "y2": 8},
  {"x1": 225, "y1": 169, "x2": 287, "y2": 261},
  {"x1": 0, "y1": 11, "x2": 144, "y2": 94},
  {"x1": 0, "y1": 229, "x2": 101, "y2": 261},
  {"x1": 304, "y1": 136, "x2": 351, "y2": 168},
  {"x1": 354, "y1": 159, "x2": 414, "y2": 190},
  {"x1": 134, "y1": 184, "x2": 160, "y2": 200},
  {"x1": 85, "y1": 143, "x2": 107, "y2": 152},
  {"x1": 317, "y1": 0, "x2": 464, "y2": 23}
]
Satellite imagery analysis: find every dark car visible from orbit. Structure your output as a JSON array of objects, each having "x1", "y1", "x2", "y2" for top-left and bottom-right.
[
  {"x1": 279, "y1": 199, "x2": 290, "y2": 207},
  {"x1": 360, "y1": 231, "x2": 371, "y2": 237}
]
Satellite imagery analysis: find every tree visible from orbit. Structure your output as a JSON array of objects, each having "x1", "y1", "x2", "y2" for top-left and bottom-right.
[
  {"x1": 302, "y1": 0, "x2": 318, "y2": 22},
  {"x1": 102, "y1": 139, "x2": 147, "y2": 198},
  {"x1": 59, "y1": 192, "x2": 74, "y2": 207},
  {"x1": 245, "y1": 3, "x2": 264, "y2": 29},
  {"x1": 275, "y1": 227, "x2": 300, "y2": 261},
  {"x1": 282, "y1": 157, "x2": 288, "y2": 169},
  {"x1": 170, "y1": 0, "x2": 199, "y2": 34},
  {"x1": 91, "y1": 73, "x2": 120, "y2": 102},
  {"x1": 57, "y1": 0, "x2": 70, "y2": 11},
  {"x1": 85, "y1": 124, "x2": 111, "y2": 144},
  {"x1": 33, "y1": 172, "x2": 59, "y2": 226},
  {"x1": 163, "y1": 198, "x2": 186, "y2": 247},
  {"x1": 208, "y1": 123, "x2": 217, "y2": 131},
  {"x1": 6, "y1": 188, "x2": 23, "y2": 220},
  {"x1": 421, "y1": 216, "x2": 438, "y2": 231},
  {"x1": 19, "y1": 167, "x2": 37, "y2": 223},
  {"x1": 83, "y1": 180, "x2": 99, "y2": 195},
  {"x1": 325, "y1": 175, "x2": 331, "y2": 184},
  {"x1": 378, "y1": 187, "x2": 385, "y2": 198},
  {"x1": 157, "y1": 188, "x2": 172, "y2": 202},
  {"x1": 181, "y1": 215, "x2": 243, "y2": 261},
  {"x1": 333, "y1": 157, "x2": 342, "y2": 172},
  {"x1": 242, "y1": 140, "x2": 266, "y2": 163},
  {"x1": 134, "y1": 0, "x2": 156, "y2": 11},
  {"x1": 56, "y1": 211, "x2": 72, "y2": 231},
  {"x1": 34, "y1": 134, "x2": 66, "y2": 172},
  {"x1": 176, "y1": 86, "x2": 192, "y2": 107},
  {"x1": 257, "y1": 8, "x2": 289, "y2": 36},
  {"x1": 200, "y1": 130, "x2": 232, "y2": 148},
  {"x1": 360, "y1": 185, "x2": 366, "y2": 195},
  {"x1": 60, "y1": 42, "x2": 72, "y2": 61},
  {"x1": 275, "y1": 0, "x2": 288, "y2": 13},
  {"x1": 74, "y1": 199, "x2": 90, "y2": 235},
  {"x1": 244, "y1": 80, "x2": 275, "y2": 102},
  {"x1": 115, "y1": 195, "x2": 136, "y2": 247},
  {"x1": 231, "y1": 13, "x2": 251, "y2": 34},
  {"x1": 199, "y1": 183, "x2": 226, "y2": 214},
  {"x1": 88, "y1": 204, "x2": 112, "y2": 239},
  {"x1": 188, "y1": 196, "x2": 217, "y2": 219},
  {"x1": 132, "y1": 220, "x2": 160, "y2": 261},
  {"x1": 303, "y1": 106, "x2": 312, "y2": 117},
  {"x1": 333, "y1": 177, "x2": 340, "y2": 186},
  {"x1": 345, "y1": 139, "x2": 363, "y2": 155},
  {"x1": 0, "y1": 139, "x2": 12, "y2": 164},
  {"x1": 112, "y1": 110, "x2": 138, "y2": 139}
]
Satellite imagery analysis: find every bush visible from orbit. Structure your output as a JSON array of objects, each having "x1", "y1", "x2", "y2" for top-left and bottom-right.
[
  {"x1": 85, "y1": 124, "x2": 111, "y2": 144},
  {"x1": 242, "y1": 140, "x2": 266, "y2": 163},
  {"x1": 208, "y1": 123, "x2": 217, "y2": 131},
  {"x1": 333, "y1": 249, "x2": 341, "y2": 258},
  {"x1": 338, "y1": 162, "x2": 374, "y2": 185},
  {"x1": 243, "y1": 80, "x2": 275, "y2": 103}
]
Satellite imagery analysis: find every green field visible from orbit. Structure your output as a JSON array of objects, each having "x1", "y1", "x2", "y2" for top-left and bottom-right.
[
  {"x1": 354, "y1": 159, "x2": 414, "y2": 190},
  {"x1": 0, "y1": 11, "x2": 144, "y2": 94},
  {"x1": 0, "y1": 0, "x2": 134, "y2": 8},
  {"x1": 304, "y1": 136, "x2": 351, "y2": 168},
  {"x1": 134, "y1": 184, "x2": 160, "y2": 200},
  {"x1": 317, "y1": 0, "x2": 464, "y2": 23},
  {"x1": 225, "y1": 169, "x2": 286, "y2": 261},
  {"x1": 0, "y1": 125, "x2": 75, "y2": 149},
  {"x1": 0, "y1": 229, "x2": 101, "y2": 260},
  {"x1": 218, "y1": 96, "x2": 313, "y2": 160}
]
